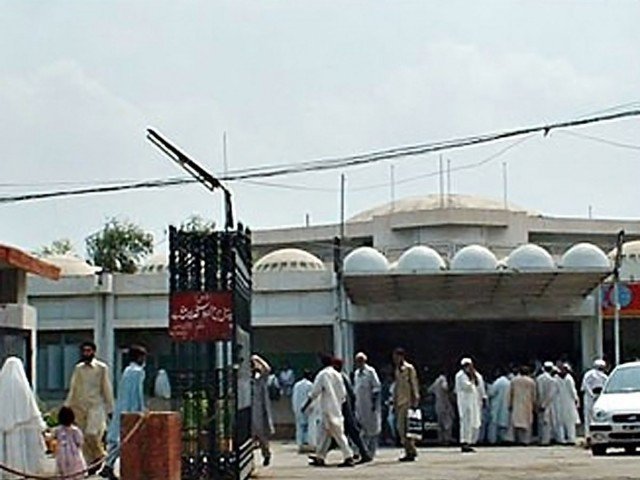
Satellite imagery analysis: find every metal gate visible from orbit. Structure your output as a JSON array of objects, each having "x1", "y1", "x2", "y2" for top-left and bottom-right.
[{"x1": 168, "y1": 224, "x2": 253, "y2": 480}]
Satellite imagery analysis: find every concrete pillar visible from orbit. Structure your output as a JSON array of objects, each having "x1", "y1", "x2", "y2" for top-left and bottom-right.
[
  {"x1": 94, "y1": 272, "x2": 115, "y2": 373},
  {"x1": 581, "y1": 315, "x2": 598, "y2": 372}
]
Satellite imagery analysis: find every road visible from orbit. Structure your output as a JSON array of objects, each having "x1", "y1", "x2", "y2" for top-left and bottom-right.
[{"x1": 251, "y1": 442, "x2": 640, "y2": 480}]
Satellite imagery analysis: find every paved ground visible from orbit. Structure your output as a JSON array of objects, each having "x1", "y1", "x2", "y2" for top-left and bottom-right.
[
  {"x1": 42, "y1": 441, "x2": 640, "y2": 479},
  {"x1": 251, "y1": 442, "x2": 640, "y2": 480}
]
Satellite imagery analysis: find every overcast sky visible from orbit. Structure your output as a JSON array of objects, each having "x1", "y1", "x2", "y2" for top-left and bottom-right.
[{"x1": 1, "y1": 1, "x2": 639, "y2": 255}]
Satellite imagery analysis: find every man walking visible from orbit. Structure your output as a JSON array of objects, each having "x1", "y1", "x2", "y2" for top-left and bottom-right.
[
  {"x1": 555, "y1": 364, "x2": 580, "y2": 445},
  {"x1": 99, "y1": 345, "x2": 147, "y2": 480},
  {"x1": 487, "y1": 367, "x2": 511, "y2": 445},
  {"x1": 302, "y1": 355, "x2": 354, "y2": 468},
  {"x1": 393, "y1": 348, "x2": 420, "y2": 462},
  {"x1": 455, "y1": 358, "x2": 485, "y2": 453},
  {"x1": 66, "y1": 341, "x2": 114, "y2": 473},
  {"x1": 581, "y1": 359, "x2": 608, "y2": 442},
  {"x1": 354, "y1": 352, "x2": 382, "y2": 457},
  {"x1": 536, "y1": 361, "x2": 558, "y2": 445},
  {"x1": 428, "y1": 370, "x2": 455, "y2": 445},
  {"x1": 509, "y1": 366, "x2": 536, "y2": 445},
  {"x1": 251, "y1": 354, "x2": 275, "y2": 466},
  {"x1": 291, "y1": 370, "x2": 314, "y2": 452}
]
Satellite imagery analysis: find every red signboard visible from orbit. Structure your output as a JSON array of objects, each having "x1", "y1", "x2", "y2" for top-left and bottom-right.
[
  {"x1": 169, "y1": 291, "x2": 233, "y2": 341},
  {"x1": 602, "y1": 282, "x2": 640, "y2": 318}
]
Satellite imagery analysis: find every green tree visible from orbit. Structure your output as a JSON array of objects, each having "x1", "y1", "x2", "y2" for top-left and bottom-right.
[
  {"x1": 36, "y1": 238, "x2": 75, "y2": 256},
  {"x1": 86, "y1": 218, "x2": 153, "y2": 273},
  {"x1": 180, "y1": 214, "x2": 216, "y2": 234}
]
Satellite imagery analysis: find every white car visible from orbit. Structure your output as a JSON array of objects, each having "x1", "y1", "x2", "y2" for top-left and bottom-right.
[{"x1": 590, "y1": 361, "x2": 640, "y2": 456}]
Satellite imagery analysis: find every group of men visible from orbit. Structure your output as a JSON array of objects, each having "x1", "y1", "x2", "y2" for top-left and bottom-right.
[
  {"x1": 64, "y1": 341, "x2": 148, "y2": 480},
  {"x1": 429, "y1": 358, "x2": 610, "y2": 450},
  {"x1": 262, "y1": 350, "x2": 611, "y2": 468}
]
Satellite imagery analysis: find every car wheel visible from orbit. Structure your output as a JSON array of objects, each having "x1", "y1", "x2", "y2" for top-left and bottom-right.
[
  {"x1": 624, "y1": 446, "x2": 636, "y2": 454},
  {"x1": 591, "y1": 445, "x2": 607, "y2": 456}
]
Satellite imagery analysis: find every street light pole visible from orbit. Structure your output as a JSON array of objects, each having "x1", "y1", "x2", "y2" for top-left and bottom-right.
[{"x1": 613, "y1": 230, "x2": 625, "y2": 365}]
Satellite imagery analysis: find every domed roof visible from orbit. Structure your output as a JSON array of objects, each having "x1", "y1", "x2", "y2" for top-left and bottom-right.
[
  {"x1": 350, "y1": 194, "x2": 528, "y2": 223},
  {"x1": 140, "y1": 252, "x2": 169, "y2": 274},
  {"x1": 506, "y1": 244, "x2": 555, "y2": 271},
  {"x1": 254, "y1": 248, "x2": 325, "y2": 272},
  {"x1": 560, "y1": 243, "x2": 610, "y2": 270},
  {"x1": 451, "y1": 245, "x2": 498, "y2": 271},
  {"x1": 344, "y1": 247, "x2": 389, "y2": 274},
  {"x1": 42, "y1": 254, "x2": 100, "y2": 276},
  {"x1": 608, "y1": 240, "x2": 640, "y2": 261},
  {"x1": 396, "y1": 246, "x2": 446, "y2": 273}
]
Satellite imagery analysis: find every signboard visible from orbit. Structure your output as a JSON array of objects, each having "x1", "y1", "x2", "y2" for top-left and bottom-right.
[
  {"x1": 602, "y1": 283, "x2": 640, "y2": 318},
  {"x1": 169, "y1": 291, "x2": 233, "y2": 341}
]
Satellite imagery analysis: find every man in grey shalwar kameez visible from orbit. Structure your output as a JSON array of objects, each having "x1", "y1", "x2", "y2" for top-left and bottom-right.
[
  {"x1": 354, "y1": 353, "x2": 382, "y2": 457},
  {"x1": 251, "y1": 355, "x2": 275, "y2": 466}
]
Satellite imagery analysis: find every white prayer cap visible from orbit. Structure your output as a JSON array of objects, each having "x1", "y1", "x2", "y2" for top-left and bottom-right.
[
  {"x1": 461, "y1": 357, "x2": 473, "y2": 366},
  {"x1": 543, "y1": 361, "x2": 554, "y2": 368},
  {"x1": 355, "y1": 352, "x2": 368, "y2": 362},
  {"x1": 594, "y1": 359, "x2": 606, "y2": 368}
]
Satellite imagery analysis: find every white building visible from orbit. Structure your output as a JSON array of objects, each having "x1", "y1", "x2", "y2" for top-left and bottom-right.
[{"x1": 28, "y1": 195, "x2": 640, "y2": 407}]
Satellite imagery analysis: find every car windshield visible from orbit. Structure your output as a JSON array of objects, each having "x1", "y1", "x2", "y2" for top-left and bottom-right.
[{"x1": 604, "y1": 366, "x2": 640, "y2": 394}]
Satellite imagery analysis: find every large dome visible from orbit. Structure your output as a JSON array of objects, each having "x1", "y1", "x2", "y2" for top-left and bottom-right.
[
  {"x1": 42, "y1": 254, "x2": 100, "y2": 276},
  {"x1": 506, "y1": 244, "x2": 555, "y2": 271},
  {"x1": 451, "y1": 245, "x2": 498, "y2": 271},
  {"x1": 344, "y1": 247, "x2": 389, "y2": 274},
  {"x1": 560, "y1": 243, "x2": 610, "y2": 270},
  {"x1": 396, "y1": 246, "x2": 446, "y2": 273},
  {"x1": 350, "y1": 194, "x2": 529, "y2": 223},
  {"x1": 254, "y1": 248, "x2": 325, "y2": 272}
]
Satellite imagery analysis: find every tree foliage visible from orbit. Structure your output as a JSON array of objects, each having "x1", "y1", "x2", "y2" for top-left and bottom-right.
[
  {"x1": 86, "y1": 218, "x2": 154, "y2": 273},
  {"x1": 36, "y1": 238, "x2": 75, "y2": 256},
  {"x1": 180, "y1": 214, "x2": 216, "y2": 234}
]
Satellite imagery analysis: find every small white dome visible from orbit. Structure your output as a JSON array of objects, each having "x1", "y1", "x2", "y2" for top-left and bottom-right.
[
  {"x1": 608, "y1": 240, "x2": 640, "y2": 261},
  {"x1": 41, "y1": 254, "x2": 100, "y2": 276},
  {"x1": 396, "y1": 246, "x2": 446, "y2": 273},
  {"x1": 344, "y1": 247, "x2": 389, "y2": 274},
  {"x1": 140, "y1": 252, "x2": 169, "y2": 273},
  {"x1": 560, "y1": 243, "x2": 610, "y2": 270},
  {"x1": 507, "y1": 244, "x2": 555, "y2": 271},
  {"x1": 451, "y1": 245, "x2": 498, "y2": 271},
  {"x1": 254, "y1": 248, "x2": 325, "y2": 272}
]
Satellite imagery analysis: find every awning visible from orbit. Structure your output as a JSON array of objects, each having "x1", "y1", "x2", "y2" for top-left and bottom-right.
[
  {"x1": 345, "y1": 270, "x2": 609, "y2": 306},
  {"x1": 0, "y1": 244, "x2": 60, "y2": 280}
]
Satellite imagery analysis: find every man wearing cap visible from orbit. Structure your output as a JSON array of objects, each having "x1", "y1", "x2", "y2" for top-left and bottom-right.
[
  {"x1": 392, "y1": 347, "x2": 420, "y2": 462},
  {"x1": 455, "y1": 358, "x2": 486, "y2": 453},
  {"x1": 555, "y1": 363, "x2": 580, "y2": 445},
  {"x1": 536, "y1": 361, "x2": 559, "y2": 445},
  {"x1": 354, "y1": 352, "x2": 382, "y2": 458},
  {"x1": 581, "y1": 359, "x2": 608, "y2": 442}
]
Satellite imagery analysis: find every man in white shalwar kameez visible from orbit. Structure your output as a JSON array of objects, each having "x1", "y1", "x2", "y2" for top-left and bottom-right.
[
  {"x1": 354, "y1": 353, "x2": 382, "y2": 457},
  {"x1": 302, "y1": 356, "x2": 354, "y2": 468},
  {"x1": 291, "y1": 370, "x2": 314, "y2": 452},
  {"x1": 0, "y1": 357, "x2": 46, "y2": 480},
  {"x1": 581, "y1": 359, "x2": 608, "y2": 441},
  {"x1": 536, "y1": 362, "x2": 558, "y2": 445},
  {"x1": 487, "y1": 368, "x2": 511, "y2": 445},
  {"x1": 555, "y1": 364, "x2": 580, "y2": 445},
  {"x1": 455, "y1": 358, "x2": 486, "y2": 453}
]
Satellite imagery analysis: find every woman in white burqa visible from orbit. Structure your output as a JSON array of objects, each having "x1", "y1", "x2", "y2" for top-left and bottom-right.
[{"x1": 0, "y1": 357, "x2": 46, "y2": 479}]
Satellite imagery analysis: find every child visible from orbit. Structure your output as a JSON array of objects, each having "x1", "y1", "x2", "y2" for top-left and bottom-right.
[{"x1": 54, "y1": 406, "x2": 87, "y2": 480}]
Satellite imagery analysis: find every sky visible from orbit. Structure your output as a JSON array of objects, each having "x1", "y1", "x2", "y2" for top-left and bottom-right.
[{"x1": 1, "y1": 1, "x2": 639, "y2": 256}]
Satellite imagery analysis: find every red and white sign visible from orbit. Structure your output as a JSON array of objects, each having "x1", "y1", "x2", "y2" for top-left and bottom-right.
[
  {"x1": 169, "y1": 291, "x2": 233, "y2": 341},
  {"x1": 602, "y1": 282, "x2": 640, "y2": 318}
]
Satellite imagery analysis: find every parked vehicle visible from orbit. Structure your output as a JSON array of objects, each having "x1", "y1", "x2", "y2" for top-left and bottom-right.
[{"x1": 590, "y1": 361, "x2": 640, "y2": 456}]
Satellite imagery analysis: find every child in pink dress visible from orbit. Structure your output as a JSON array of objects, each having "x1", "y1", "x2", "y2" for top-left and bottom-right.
[{"x1": 54, "y1": 407, "x2": 87, "y2": 480}]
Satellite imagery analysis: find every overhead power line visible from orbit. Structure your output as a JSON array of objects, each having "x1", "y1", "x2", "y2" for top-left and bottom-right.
[{"x1": 1, "y1": 107, "x2": 639, "y2": 205}]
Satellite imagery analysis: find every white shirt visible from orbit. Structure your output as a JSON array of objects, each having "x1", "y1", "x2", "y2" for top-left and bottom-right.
[
  {"x1": 581, "y1": 369, "x2": 608, "y2": 398},
  {"x1": 292, "y1": 378, "x2": 314, "y2": 418},
  {"x1": 309, "y1": 366, "x2": 346, "y2": 429}
]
